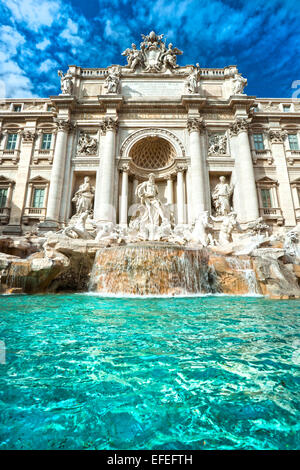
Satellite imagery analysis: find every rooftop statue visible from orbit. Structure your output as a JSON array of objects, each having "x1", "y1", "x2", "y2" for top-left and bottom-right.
[
  {"x1": 185, "y1": 64, "x2": 201, "y2": 93},
  {"x1": 122, "y1": 31, "x2": 183, "y2": 73},
  {"x1": 58, "y1": 69, "x2": 73, "y2": 95},
  {"x1": 232, "y1": 72, "x2": 248, "y2": 95},
  {"x1": 104, "y1": 66, "x2": 121, "y2": 93}
]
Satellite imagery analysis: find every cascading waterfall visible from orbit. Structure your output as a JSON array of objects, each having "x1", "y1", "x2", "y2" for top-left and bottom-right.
[
  {"x1": 226, "y1": 256, "x2": 259, "y2": 295},
  {"x1": 89, "y1": 243, "x2": 219, "y2": 296}
]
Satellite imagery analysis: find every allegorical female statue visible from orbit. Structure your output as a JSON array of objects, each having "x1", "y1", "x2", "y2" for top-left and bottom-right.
[
  {"x1": 212, "y1": 176, "x2": 233, "y2": 216},
  {"x1": 72, "y1": 176, "x2": 95, "y2": 215}
]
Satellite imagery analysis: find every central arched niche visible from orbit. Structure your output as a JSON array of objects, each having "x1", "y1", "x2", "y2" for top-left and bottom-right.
[{"x1": 129, "y1": 136, "x2": 176, "y2": 170}]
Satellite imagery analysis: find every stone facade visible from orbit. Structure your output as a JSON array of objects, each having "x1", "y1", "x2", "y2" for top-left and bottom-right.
[{"x1": 1, "y1": 31, "x2": 300, "y2": 235}]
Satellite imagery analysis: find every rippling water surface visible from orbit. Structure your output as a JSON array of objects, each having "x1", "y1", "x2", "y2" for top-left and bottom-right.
[{"x1": 0, "y1": 294, "x2": 299, "y2": 450}]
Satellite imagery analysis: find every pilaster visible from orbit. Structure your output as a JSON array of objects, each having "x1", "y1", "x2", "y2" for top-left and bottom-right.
[
  {"x1": 4, "y1": 129, "x2": 36, "y2": 234},
  {"x1": 268, "y1": 129, "x2": 296, "y2": 226}
]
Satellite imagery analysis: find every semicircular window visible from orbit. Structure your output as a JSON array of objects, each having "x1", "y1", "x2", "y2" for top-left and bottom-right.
[{"x1": 130, "y1": 137, "x2": 176, "y2": 169}]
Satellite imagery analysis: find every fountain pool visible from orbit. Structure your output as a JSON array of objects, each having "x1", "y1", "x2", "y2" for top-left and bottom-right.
[{"x1": 0, "y1": 294, "x2": 299, "y2": 450}]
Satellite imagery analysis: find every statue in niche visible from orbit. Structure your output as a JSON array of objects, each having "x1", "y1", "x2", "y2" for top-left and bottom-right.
[
  {"x1": 58, "y1": 69, "x2": 73, "y2": 95},
  {"x1": 122, "y1": 44, "x2": 144, "y2": 72},
  {"x1": 72, "y1": 176, "x2": 95, "y2": 215},
  {"x1": 136, "y1": 173, "x2": 166, "y2": 227},
  {"x1": 185, "y1": 64, "x2": 200, "y2": 93},
  {"x1": 104, "y1": 66, "x2": 121, "y2": 93},
  {"x1": 128, "y1": 173, "x2": 170, "y2": 241},
  {"x1": 212, "y1": 176, "x2": 233, "y2": 216},
  {"x1": 77, "y1": 132, "x2": 98, "y2": 155},
  {"x1": 232, "y1": 73, "x2": 247, "y2": 95},
  {"x1": 208, "y1": 134, "x2": 227, "y2": 155}
]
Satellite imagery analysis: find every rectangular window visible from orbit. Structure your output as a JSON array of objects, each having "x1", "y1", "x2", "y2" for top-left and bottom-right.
[
  {"x1": 283, "y1": 105, "x2": 291, "y2": 112},
  {"x1": 47, "y1": 105, "x2": 52, "y2": 112},
  {"x1": 41, "y1": 133, "x2": 52, "y2": 150},
  {"x1": 0, "y1": 188, "x2": 8, "y2": 208},
  {"x1": 32, "y1": 188, "x2": 45, "y2": 208},
  {"x1": 253, "y1": 133, "x2": 265, "y2": 150},
  {"x1": 261, "y1": 189, "x2": 272, "y2": 208},
  {"x1": 13, "y1": 104, "x2": 22, "y2": 112},
  {"x1": 6, "y1": 133, "x2": 17, "y2": 150},
  {"x1": 288, "y1": 134, "x2": 299, "y2": 151}
]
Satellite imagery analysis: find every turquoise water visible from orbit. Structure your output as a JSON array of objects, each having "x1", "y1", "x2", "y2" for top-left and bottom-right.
[{"x1": 0, "y1": 294, "x2": 299, "y2": 450}]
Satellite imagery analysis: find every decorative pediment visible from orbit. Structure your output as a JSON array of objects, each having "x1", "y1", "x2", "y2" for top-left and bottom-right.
[
  {"x1": 256, "y1": 176, "x2": 278, "y2": 187},
  {"x1": 291, "y1": 178, "x2": 300, "y2": 187},
  {"x1": 28, "y1": 176, "x2": 49, "y2": 184},
  {"x1": 0, "y1": 175, "x2": 15, "y2": 185}
]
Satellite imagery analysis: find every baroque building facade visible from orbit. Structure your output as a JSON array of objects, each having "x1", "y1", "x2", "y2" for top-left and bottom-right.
[{"x1": 0, "y1": 31, "x2": 300, "y2": 236}]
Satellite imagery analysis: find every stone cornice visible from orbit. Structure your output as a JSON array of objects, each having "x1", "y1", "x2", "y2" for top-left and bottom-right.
[
  {"x1": 181, "y1": 95, "x2": 206, "y2": 110},
  {"x1": 98, "y1": 95, "x2": 123, "y2": 111},
  {"x1": 49, "y1": 95, "x2": 77, "y2": 109}
]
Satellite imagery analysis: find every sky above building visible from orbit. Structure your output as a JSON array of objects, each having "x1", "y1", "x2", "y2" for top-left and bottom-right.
[{"x1": 0, "y1": 0, "x2": 299, "y2": 99}]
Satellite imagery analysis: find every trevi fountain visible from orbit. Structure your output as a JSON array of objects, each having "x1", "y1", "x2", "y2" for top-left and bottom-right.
[{"x1": 0, "y1": 31, "x2": 299, "y2": 451}]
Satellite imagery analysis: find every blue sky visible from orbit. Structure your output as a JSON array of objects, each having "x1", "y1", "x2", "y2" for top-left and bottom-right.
[{"x1": 0, "y1": 0, "x2": 299, "y2": 98}]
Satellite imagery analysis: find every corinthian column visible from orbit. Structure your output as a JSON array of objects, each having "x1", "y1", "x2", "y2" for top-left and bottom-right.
[
  {"x1": 119, "y1": 164, "x2": 129, "y2": 225},
  {"x1": 187, "y1": 117, "x2": 207, "y2": 220},
  {"x1": 229, "y1": 118, "x2": 259, "y2": 223},
  {"x1": 45, "y1": 119, "x2": 72, "y2": 227},
  {"x1": 176, "y1": 165, "x2": 186, "y2": 224},
  {"x1": 166, "y1": 175, "x2": 174, "y2": 205},
  {"x1": 94, "y1": 117, "x2": 118, "y2": 222}
]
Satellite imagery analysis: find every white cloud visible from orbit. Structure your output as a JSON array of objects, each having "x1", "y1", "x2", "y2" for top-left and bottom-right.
[
  {"x1": 38, "y1": 58, "x2": 58, "y2": 73},
  {"x1": 0, "y1": 24, "x2": 34, "y2": 97},
  {"x1": 59, "y1": 18, "x2": 84, "y2": 46},
  {"x1": 36, "y1": 38, "x2": 51, "y2": 50},
  {"x1": 4, "y1": 0, "x2": 61, "y2": 32},
  {"x1": 0, "y1": 24, "x2": 25, "y2": 55}
]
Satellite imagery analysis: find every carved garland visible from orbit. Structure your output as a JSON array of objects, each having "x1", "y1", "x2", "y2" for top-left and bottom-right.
[{"x1": 119, "y1": 128, "x2": 186, "y2": 158}]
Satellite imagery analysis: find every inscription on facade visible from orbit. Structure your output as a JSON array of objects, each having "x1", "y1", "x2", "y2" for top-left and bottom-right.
[{"x1": 121, "y1": 80, "x2": 184, "y2": 97}]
